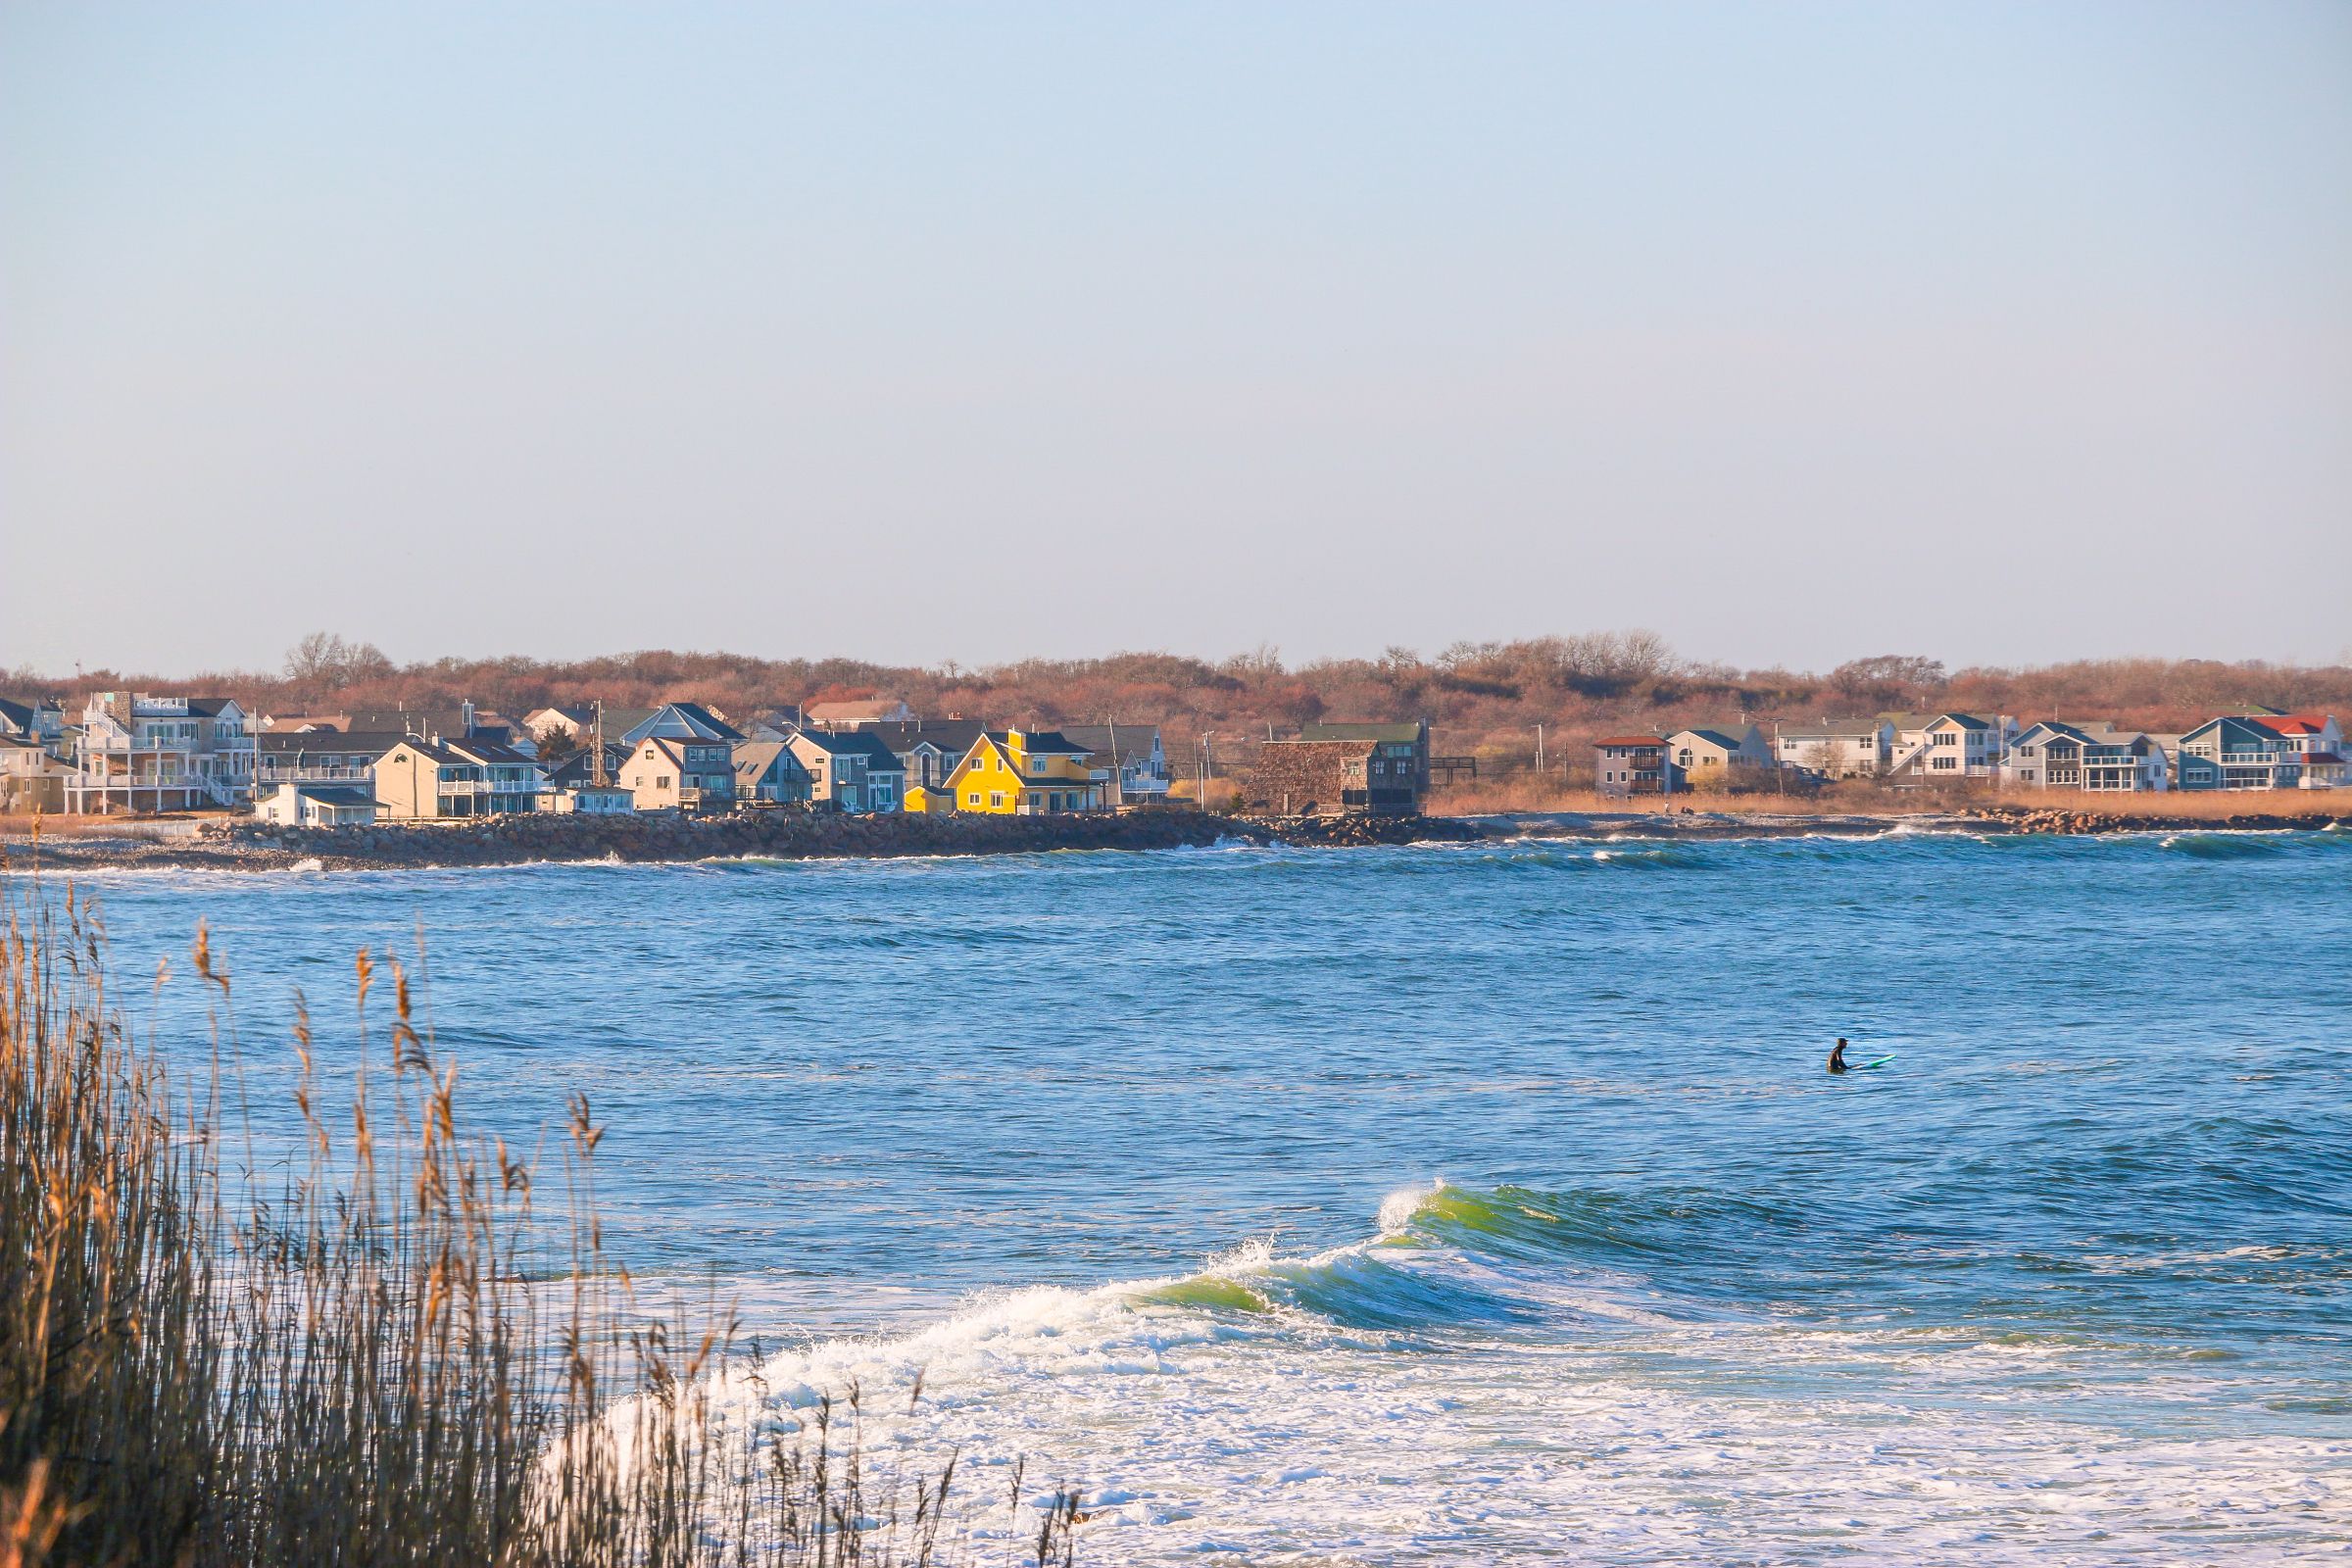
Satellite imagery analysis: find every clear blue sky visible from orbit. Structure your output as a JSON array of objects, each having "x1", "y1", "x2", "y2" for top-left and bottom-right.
[{"x1": 5, "y1": 2, "x2": 2347, "y2": 675}]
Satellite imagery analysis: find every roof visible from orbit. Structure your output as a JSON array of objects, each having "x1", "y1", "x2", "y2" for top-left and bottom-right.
[
  {"x1": 182, "y1": 698, "x2": 242, "y2": 718},
  {"x1": 2300, "y1": 752, "x2": 2344, "y2": 765},
  {"x1": 1594, "y1": 735, "x2": 1668, "y2": 747},
  {"x1": 263, "y1": 713, "x2": 351, "y2": 731},
  {"x1": 731, "y1": 740, "x2": 808, "y2": 782},
  {"x1": 292, "y1": 786, "x2": 374, "y2": 808},
  {"x1": 806, "y1": 699, "x2": 911, "y2": 723},
  {"x1": 0, "y1": 698, "x2": 39, "y2": 732},
  {"x1": 1670, "y1": 728, "x2": 1748, "y2": 750},
  {"x1": 1301, "y1": 722, "x2": 1424, "y2": 744},
  {"x1": 865, "y1": 718, "x2": 989, "y2": 756},
  {"x1": 2264, "y1": 714, "x2": 2334, "y2": 736},
  {"x1": 1777, "y1": 718, "x2": 1885, "y2": 739},
  {"x1": 990, "y1": 729, "x2": 1091, "y2": 756},
  {"x1": 619, "y1": 703, "x2": 743, "y2": 747},
  {"x1": 1058, "y1": 723, "x2": 1160, "y2": 762},
  {"x1": 381, "y1": 737, "x2": 466, "y2": 765},
  {"x1": 443, "y1": 738, "x2": 535, "y2": 765},
  {"x1": 258, "y1": 730, "x2": 408, "y2": 755},
  {"x1": 835, "y1": 731, "x2": 906, "y2": 768}
]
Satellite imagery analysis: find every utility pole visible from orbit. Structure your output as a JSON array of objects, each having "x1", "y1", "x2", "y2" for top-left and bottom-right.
[
  {"x1": 1535, "y1": 723, "x2": 1544, "y2": 774},
  {"x1": 1199, "y1": 733, "x2": 1214, "y2": 811}
]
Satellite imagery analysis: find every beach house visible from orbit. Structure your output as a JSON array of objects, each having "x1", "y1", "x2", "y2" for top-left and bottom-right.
[
  {"x1": 256, "y1": 730, "x2": 408, "y2": 791},
  {"x1": 371, "y1": 737, "x2": 546, "y2": 818},
  {"x1": 1592, "y1": 736, "x2": 1679, "y2": 798},
  {"x1": 0, "y1": 735, "x2": 72, "y2": 813},
  {"x1": 731, "y1": 740, "x2": 815, "y2": 805},
  {"x1": 781, "y1": 727, "x2": 906, "y2": 813},
  {"x1": 1884, "y1": 713, "x2": 2015, "y2": 785},
  {"x1": 2001, "y1": 722, "x2": 2171, "y2": 792},
  {"x1": 2174, "y1": 717, "x2": 2307, "y2": 791},
  {"x1": 944, "y1": 731, "x2": 1102, "y2": 814},
  {"x1": 1773, "y1": 718, "x2": 1893, "y2": 778},
  {"x1": 1666, "y1": 725, "x2": 1775, "y2": 789},
  {"x1": 2259, "y1": 713, "x2": 2345, "y2": 788},
  {"x1": 255, "y1": 782, "x2": 379, "y2": 826},
  {"x1": 620, "y1": 734, "x2": 737, "y2": 811},
  {"x1": 66, "y1": 693, "x2": 257, "y2": 813}
]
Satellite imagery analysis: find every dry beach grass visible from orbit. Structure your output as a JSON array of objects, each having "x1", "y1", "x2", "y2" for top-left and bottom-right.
[{"x1": 0, "y1": 877, "x2": 1077, "y2": 1567}]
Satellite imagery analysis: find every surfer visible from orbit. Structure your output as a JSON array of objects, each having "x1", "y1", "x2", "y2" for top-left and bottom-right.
[{"x1": 1828, "y1": 1038, "x2": 1851, "y2": 1075}]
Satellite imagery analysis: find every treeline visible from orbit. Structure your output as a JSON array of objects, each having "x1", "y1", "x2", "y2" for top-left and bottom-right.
[{"x1": 12, "y1": 634, "x2": 2349, "y2": 764}]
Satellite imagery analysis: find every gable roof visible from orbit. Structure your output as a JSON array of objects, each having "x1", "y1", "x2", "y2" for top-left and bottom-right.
[
  {"x1": 1670, "y1": 728, "x2": 1751, "y2": 750},
  {"x1": 1057, "y1": 724, "x2": 1160, "y2": 762},
  {"x1": 380, "y1": 737, "x2": 467, "y2": 765},
  {"x1": 441, "y1": 737, "x2": 536, "y2": 766},
  {"x1": 833, "y1": 730, "x2": 906, "y2": 769},
  {"x1": 619, "y1": 703, "x2": 743, "y2": 747},
  {"x1": 0, "y1": 698, "x2": 39, "y2": 733},
  {"x1": 290, "y1": 785, "x2": 374, "y2": 808},
  {"x1": 991, "y1": 729, "x2": 1090, "y2": 756},
  {"x1": 865, "y1": 718, "x2": 989, "y2": 757},
  {"x1": 1594, "y1": 735, "x2": 1668, "y2": 748},
  {"x1": 732, "y1": 740, "x2": 794, "y2": 785}
]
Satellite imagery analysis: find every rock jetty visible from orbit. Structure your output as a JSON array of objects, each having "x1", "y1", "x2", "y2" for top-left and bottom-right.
[{"x1": 1961, "y1": 805, "x2": 2350, "y2": 835}]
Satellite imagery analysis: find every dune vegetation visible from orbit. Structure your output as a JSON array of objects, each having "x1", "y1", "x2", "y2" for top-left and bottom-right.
[{"x1": 0, "y1": 879, "x2": 1076, "y2": 1567}]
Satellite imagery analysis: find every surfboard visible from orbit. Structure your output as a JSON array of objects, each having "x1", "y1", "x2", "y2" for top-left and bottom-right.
[{"x1": 1856, "y1": 1054, "x2": 1895, "y2": 1070}]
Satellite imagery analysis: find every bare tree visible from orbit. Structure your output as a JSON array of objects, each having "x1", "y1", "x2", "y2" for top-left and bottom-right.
[{"x1": 283, "y1": 633, "x2": 394, "y2": 694}]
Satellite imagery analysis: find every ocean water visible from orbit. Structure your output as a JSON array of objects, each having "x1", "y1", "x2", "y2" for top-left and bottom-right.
[{"x1": 50, "y1": 828, "x2": 2352, "y2": 1563}]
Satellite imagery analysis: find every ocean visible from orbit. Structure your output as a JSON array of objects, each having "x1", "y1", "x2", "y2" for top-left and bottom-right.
[{"x1": 56, "y1": 827, "x2": 2352, "y2": 1563}]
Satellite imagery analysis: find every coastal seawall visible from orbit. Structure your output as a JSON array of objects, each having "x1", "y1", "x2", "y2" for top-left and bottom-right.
[{"x1": 226, "y1": 808, "x2": 1293, "y2": 869}]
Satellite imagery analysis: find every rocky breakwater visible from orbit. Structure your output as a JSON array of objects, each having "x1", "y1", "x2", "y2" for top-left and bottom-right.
[
  {"x1": 220, "y1": 808, "x2": 1281, "y2": 869},
  {"x1": 1244, "y1": 812, "x2": 1487, "y2": 848},
  {"x1": 1964, "y1": 804, "x2": 2351, "y2": 835}
]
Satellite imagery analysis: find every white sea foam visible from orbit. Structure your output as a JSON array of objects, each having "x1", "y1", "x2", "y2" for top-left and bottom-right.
[{"x1": 624, "y1": 1188, "x2": 2352, "y2": 1565}]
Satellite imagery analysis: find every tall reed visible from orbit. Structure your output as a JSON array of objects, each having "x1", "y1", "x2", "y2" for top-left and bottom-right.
[{"x1": 0, "y1": 877, "x2": 1076, "y2": 1567}]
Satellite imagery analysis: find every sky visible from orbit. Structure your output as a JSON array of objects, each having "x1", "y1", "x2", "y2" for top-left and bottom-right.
[{"x1": 4, "y1": 2, "x2": 2349, "y2": 677}]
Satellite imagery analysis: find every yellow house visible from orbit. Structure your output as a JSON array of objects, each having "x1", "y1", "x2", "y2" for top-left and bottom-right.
[{"x1": 945, "y1": 730, "x2": 1104, "y2": 814}]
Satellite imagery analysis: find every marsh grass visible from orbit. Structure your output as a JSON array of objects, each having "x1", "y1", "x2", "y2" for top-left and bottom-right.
[{"x1": 0, "y1": 878, "x2": 1076, "y2": 1567}]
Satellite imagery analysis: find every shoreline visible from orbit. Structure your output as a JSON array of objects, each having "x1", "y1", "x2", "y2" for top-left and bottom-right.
[{"x1": 0, "y1": 802, "x2": 2341, "y2": 874}]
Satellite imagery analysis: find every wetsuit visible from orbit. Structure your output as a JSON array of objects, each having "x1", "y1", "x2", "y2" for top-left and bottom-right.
[{"x1": 1828, "y1": 1041, "x2": 1850, "y2": 1075}]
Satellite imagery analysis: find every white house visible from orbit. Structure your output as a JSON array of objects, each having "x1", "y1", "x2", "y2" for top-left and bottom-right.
[
  {"x1": 67, "y1": 693, "x2": 257, "y2": 813},
  {"x1": 255, "y1": 782, "x2": 378, "y2": 826},
  {"x1": 2261, "y1": 712, "x2": 2345, "y2": 788},
  {"x1": 544, "y1": 783, "x2": 637, "y2": 814},
  {"x1": 1885, "y1": 712, "x2": 2016, "y2": 785},
  {"x1": 1773, "y1": 718, "x2": 1893, "y2": 778}
]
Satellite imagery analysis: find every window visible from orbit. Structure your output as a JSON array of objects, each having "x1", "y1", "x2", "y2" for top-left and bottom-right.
[
  {"x1": 990, "y1": 791, "x2": 1004, "y2": 808},
  {"x1": 657, "y1": 776, "x2": 671, "y2": 789},
  {"x1": 966, "y1": 791, "x2": 982, "y2": 807}
]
